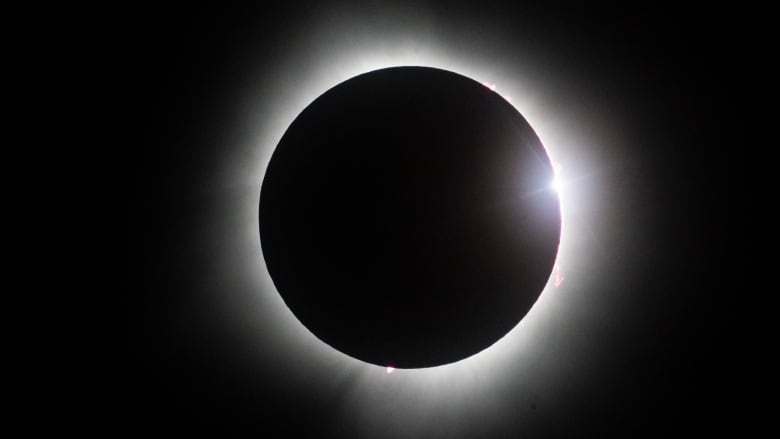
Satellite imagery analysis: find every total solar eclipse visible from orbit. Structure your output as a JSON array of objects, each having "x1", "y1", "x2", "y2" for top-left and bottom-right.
[{"x1": 259, "y1": 66, "x2": 561, "y2": 368}]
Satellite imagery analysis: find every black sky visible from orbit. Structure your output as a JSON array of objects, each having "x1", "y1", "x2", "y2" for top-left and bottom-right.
[{"x1": 65, "y1": 3, "x2": 762, "y2": 437}]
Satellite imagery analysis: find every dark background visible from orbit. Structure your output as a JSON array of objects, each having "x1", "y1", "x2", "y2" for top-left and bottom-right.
[{"x1": 64, "y1": 2, "x2": 763, "y2": 437}]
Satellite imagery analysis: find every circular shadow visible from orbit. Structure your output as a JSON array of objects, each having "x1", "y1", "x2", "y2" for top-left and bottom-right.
[{"x1": 259, "y1": 66, "x2": 560, "y2": 368}]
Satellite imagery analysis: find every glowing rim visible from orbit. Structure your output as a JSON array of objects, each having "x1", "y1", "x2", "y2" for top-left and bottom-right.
[{"x1": 212, "y1": 19, "x2": 603, "y2": 436}]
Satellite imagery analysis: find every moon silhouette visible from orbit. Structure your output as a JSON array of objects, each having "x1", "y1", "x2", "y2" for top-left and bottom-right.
[{"x1": 259, "y1": 66, "x2": 560, "y2": 368}]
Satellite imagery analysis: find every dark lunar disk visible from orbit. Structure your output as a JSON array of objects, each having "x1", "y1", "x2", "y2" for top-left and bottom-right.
[{"x1": 259, "y1": 66, "x2": 560, "y2": 368}]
